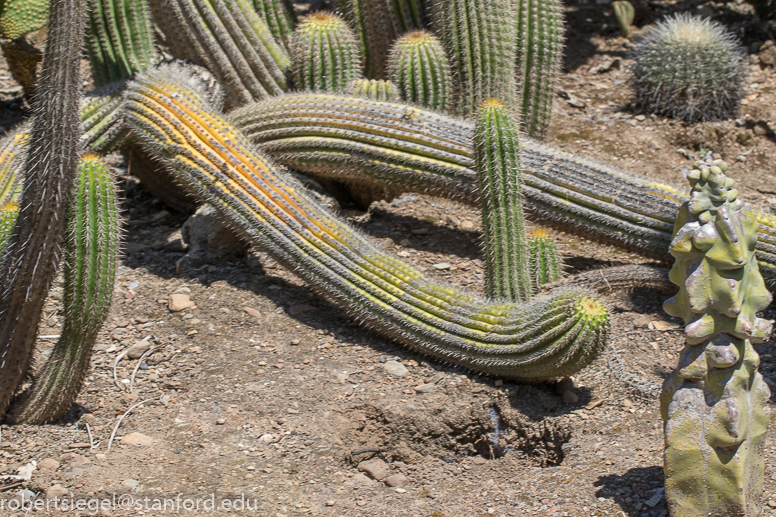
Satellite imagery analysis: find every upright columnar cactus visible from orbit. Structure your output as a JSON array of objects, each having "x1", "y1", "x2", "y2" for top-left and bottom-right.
[
  {"x1": 388, "y1": 31, "x2": 452, "y2": 112},
  {"x1": 148, "y1": 0, "x2": 289, "y2": 108},
  {"x1": 631, "y1": 14, "x2": 745, "y2": 122},
  {"x1": 7, "y1": 156, "x2": 120, "y2": 424},
  {"x1": 529, "y1": 229, "x2": 562, "y2": 285},
  {"x1": 612, "y1": 1, "x2": 635, "y2": 38},
  {"x1": 0, "y1": 0, "x2": 49, "y2": 40},
  {"x1": 348, "y1": 79, "x2": 398, "y2": 101},
  {"x1": 86, "y1": 0, "x2": 160, "y2": 87},
  {"x1": 389, "y1": 0, "x2": 427, "y2": 33},
  {"x1": 0, "y1": 0, "x2": 86, "y2": 417},
  {"x1": 336, "y1": 0, "x2": 397, "y2": 79},
  {"x1": 290, "y1": 12, "x2": 362, "y2": 92},
  {"x1": 515, "y1": 0, "x2": 564, "y2": 138},
  {"x1": 125, "y1": 64, "x2": 610, "y2": 381},
  {"x1": 430, "y1": 0, "x2": 516, "y2": 116},
  {"x1": 252, "y1": 0, "x2": 296, "y2": 54},
  {"x1": 661, "y1": 158, "x2": 772, "y2": 516},
  {"x1": 475, "y1": 99, "x2": 531, "y2": 301}
]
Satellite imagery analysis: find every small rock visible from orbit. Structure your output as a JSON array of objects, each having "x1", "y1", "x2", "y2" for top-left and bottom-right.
[
  {"x1": 120, "y1": 432, "x2": 155, "y2": 447},
  {"x1": 460, "y1": 220, "x2": 474, "y2": 230},
  {"x1": 634, "y1": 114, "x2": 646, "y2": 121},
  {"x1": 633, "y1": 314, "x2": 651, "y2": 328},
  {"x1": 395, "y1": 488, "x2": 406, "y2": 493},
  {"x1": 759, "y1": 40, "x2": 776, "y2": 67},
  {"x1": 79, "y1": 413, "x2": 97, "y2": 425},
  {"x1": 649, "y1": 320, "x2": 680, "y2": 330},
  {"x1": 95, "y1": 454, "x2": 107, "y2": 461},
  {"x1": 472, "y1": 457, "x2": 487, "y2": 465},
  {"x1": 562, "y1": 390, "x2": 579, "y2": 404},
  {"x1": 325, "y1": 500, "x2": 336, "y2": 506},
  {"x1": 554, "y1": 377, "x2": 574, "y2": 395},
  {"x1": 288, "y1": 304, "x2": 317, "y2": 315},
  {"x1": 216, "y1": 418, "x2": 226, "y2": 425},
  {"x1": 351, "y1": 473, "x2": 376, "y2": 486},
  {"x1": 622, "y1": 398, "x2": 633, "y2": 408},
  {"x1": 384, "y1": 360, "x2": 409, "y2": 377},
  {"x1": 244, "y1": 307, "x2": 261, "y2": 318},
  {"x1": 585, "y1": 397, "x2": 605, "y2": 410},
  {"x1": 169, "y1": 293, "x2": 195, "y2": 312},
  {"x1": 385, "y1": 474, "x2": 407, "y2": 487},
  {"x1": 126, "y1": 336, "x2": 152, "y2": 359},
  {"x1": 645, "y1": 493, "x2": 663, "y2": 508},
  {"x1": 38, "y1": 458, "x2": 60, "y2": 472},
  {"x1": 432, "y1": 263, "x2": 451, "y2": 270},
  {"x1": 768, "y1": 500, "x2": 776, "y2": 509},
  {"x1": 45, "y1": 485, "x2": 69, "y2": 499},
  {"x1": 122, "y1": 479, "x2": 140, "y2": 489},
  {"x1": 414, "y1": 383, "x2": 435, "y2": 394},
  {"x1": 358, "y1": 458, "x2": 391, "y2": 481}
]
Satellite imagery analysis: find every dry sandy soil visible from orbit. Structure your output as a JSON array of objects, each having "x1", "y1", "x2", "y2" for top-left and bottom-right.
[{"x1": 0, "y1": 0, "x2": 776, "y2": 516}]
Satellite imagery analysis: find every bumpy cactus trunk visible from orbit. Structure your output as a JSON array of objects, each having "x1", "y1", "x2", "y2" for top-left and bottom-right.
[
  {"x1": 252, "y1": 0, "x2": 296, "y2": 54},
  {"x1": 529, "y1": 230, "x2": 562, "y2": 286},
  {"x1": 336, "y1": 0, "x2": 397, "y2": 79},
  {"x1": 661, "y1": 158, "x2": 772, "y2": 517},
  {"x1": 0, "y1": 0, "x2": 86, "y2": 418},
  {"x1": 7, "y1": 156, "x2": 120, "y2": 424},
  {"x1": 388, "y1": 30, "x2": 451, "y2": 112}
]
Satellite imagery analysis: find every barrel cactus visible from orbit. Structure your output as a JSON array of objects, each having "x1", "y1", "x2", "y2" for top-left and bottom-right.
[
  {"x1": 388, "y1": 30, "x2": 452, "y2": 112},
  {"x1": 348, "y1": 79, "x2": 398, "y2": 101}
]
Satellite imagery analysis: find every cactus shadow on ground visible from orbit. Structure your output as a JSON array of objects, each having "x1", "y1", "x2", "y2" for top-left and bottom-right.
[{"x1": 595, "y1": 466, "x2": 666, "y2": 517}]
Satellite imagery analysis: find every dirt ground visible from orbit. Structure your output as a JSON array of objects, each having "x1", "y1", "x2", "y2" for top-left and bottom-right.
[{"x1": 1, "y1": 0, "x2": 775, "y2": 516}]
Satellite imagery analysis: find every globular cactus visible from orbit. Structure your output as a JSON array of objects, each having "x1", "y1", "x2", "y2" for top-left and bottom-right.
[
  {"x1": 148, "y1": 0, "x2": 289, "y2": 108},
  {"x1": 515, "y1": 0, "x2": 564, "y2": 138},
  {"x1": 661, "y1": 158, "x2": 772, "y2": 516},
  {"x1": 125, "y1": 64, "x2": 610, "y2": 381},
  {"x1": 612, "y1": 0, "x2": 635, "y2": 38},
  {"x1": 529, "y1": 229, "x2": 562, "y2": 286},
  {"x1": 336, "y1": 0, "x2": 397, "y2": 79},
  {"x1": 430, "y1": 0, "x2": 516, "y2": 117},
  {"x1": 290, "y1": 12, "x2": 362, "y2": 92},
  {"x1": 387, "y1": 30, "x2": 451, "y2": 112},
  {"x1": 7, "y1": 156, "x2": 120, "y2": 424},
  {"x1": 631, "y1": 14, "x2": 745, "y2": 123},
  {"x1": 86, "y1": 0, "x2": 160, "y2": 87},
  {"x1": 0, "y1": 0, "x2": 86, "y2": 417},
  {"x1": 348, "y1": 79, "x2": 398, "y2": 101},
  {"x1": 0, "y1": 0, "x2": 49, "y2": 40},
  {"x1": 252, "y1": 0, "x2": 296, "y2": 54},
  {"x1": 475, "y1": 99, "x2": 531, "y2": 302}
]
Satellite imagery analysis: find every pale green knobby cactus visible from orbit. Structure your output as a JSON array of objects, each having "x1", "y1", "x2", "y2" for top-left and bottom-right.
[
  {"x1": 661, "y1": 157, "x2": 772, "y2": 517},
  {"x1": 612, "y1": 1, "x2": 634, "y2": 38}
]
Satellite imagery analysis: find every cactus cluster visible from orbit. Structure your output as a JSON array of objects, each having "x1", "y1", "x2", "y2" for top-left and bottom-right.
[
  {"x1": 631, "y1": 14, "x2": 746, "y2": 122},
  {"x1": 387, "y1": 30, "x2": 451, "y2": 112},
  {"x1": 252, "y1": 0, "x2": 296, "y2": 53},
  {"x1": 661, "y1": 158, "x2": 772, "y2": 516}
]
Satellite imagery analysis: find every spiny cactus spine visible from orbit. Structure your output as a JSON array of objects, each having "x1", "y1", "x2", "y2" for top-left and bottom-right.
[
  {"x1": 430, "y1": 0, "x2": 516, "y2": 117},
  {"x1": 0, "y1": 0, "x2": 49, "y2": 40},
  {"x1": 252, "y1": 0, "x2": 296, "y2": 54},
  {"x1": 86, "y1": 0, "x2": 160, "y2": 87},
  {"x1": 148, "y1": 0, "x2": 289, "y2": 108},
  {"x1": 125, "y1": 65, "x2": 610, "y2": 381},
  {"x1": 336, "y1": 0, "x2": 397, "y2": 79},
  {"x1": 515, "y1": 0, "x2": 564, "y2": 138},
  {"x1": 388, "y1": 30, "x2": 451, "y2": 112},
  {"x1": 290, "y1": 12, "x2": 362, "y2": 92},
  {"x1": 631, "y1": 14, "x2": 745, "y2": 123},
  {"x1": 612, "y1": 1, "x2": 634, "y2": 38},
  {"x1": 7, "y1": 156, "x2": 120, "y2": 424},
  {"x1": 529, "y1": 229, "x2": 561, "y2": 286},
  {"x1": 80, "y1": 82, "x2": 129, "y2": 154},
  {"x1": 661, "y1": 158, "x2": 772, "y2": 516},
  {"x1": 475, "y1": 99, "x2": 531, "y2": 302},
  {"x1": 0, "y1": 0, "x2": 86, "y2": 417},
  {"x1": 389, "y1": 0, "x2": 427, "y2": 32},
  {"x1": 348, "y1": 79, "x2": 398, "y2": 101}
]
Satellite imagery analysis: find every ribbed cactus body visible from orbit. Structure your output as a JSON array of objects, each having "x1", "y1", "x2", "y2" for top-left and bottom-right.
[
  {"x1": 125, "y1": 65, "x2": 610, "y2": 381},
  {"x1": 631, "y1": 14, "x2": 745, "y2": 122},
  {"x1": 252, "y1": 0, "x2": 296, "y2": 53},
  {"x1": 80, "y1": 83, "x2": 129, "y2": 154},
  {"x1": 475, "y1": 99, "x2": 531, "y2": 302},
  {"x1": 0, "y1": 0, "x2": 49, "y2": 40},
  {"x1": 348, "y1": 79, "x2": 398, "y2": 101},
  {"x1": 8, "y1": 156, "x2": 120, "y2": 424},
  {"x1": 661, "y1": 159, "x2": 772, "y2": 516},
  {"x1": 389, "y1": 0, "x2": 426, "y2": 32},
  {"x1": 86, "y1": 0, "x2": 159, "y2": 86},
  {"x1": 336, "y1": 0, "x2": 397, "y2": 79},
  {"x1": 515, "y1": 0, "x2": 564, "y2": 138},
  {"x1": 149, "y1": 0, "x2": 289, "y2": 108},
  {"x1": 612, "y1": 1, "x2": 634, "y2": 38},
  {"x1": 529, "y1": 230, "x2": 561, "y2": 285},
  {"x1": 388, "y1": 31, "x2": 451, "y2": 111},
  {"x1": 430, "y1": 0, "x2": 516, "y2": 117},
  {"x1": 290, "y1": 12, "x2": 361, "y2": 92}
]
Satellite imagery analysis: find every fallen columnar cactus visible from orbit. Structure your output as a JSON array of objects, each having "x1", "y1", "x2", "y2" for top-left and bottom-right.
[
  {"x1": 661, "y1": 158, "x2": 772, "y2": 516},
  {"x1": 124, "y1": 64, "x2": 610, "y2": 381},
  {"x1": 228, "y1": 93, "x2": 776, "y2": 284}
]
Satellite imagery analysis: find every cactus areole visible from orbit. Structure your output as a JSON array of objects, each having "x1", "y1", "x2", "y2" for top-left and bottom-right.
[{"x1": 661, "y1": 157, "x2": 772, "y2": 517}]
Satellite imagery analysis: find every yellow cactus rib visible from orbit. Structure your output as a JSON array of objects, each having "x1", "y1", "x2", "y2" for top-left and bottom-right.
[{"x1": 124, "y1": 65, "x2": 609, "y2": 381}]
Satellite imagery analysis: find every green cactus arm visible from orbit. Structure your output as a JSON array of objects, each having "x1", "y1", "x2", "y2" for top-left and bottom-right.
[
  {"x1": 388, "y1": 30, "x2": 452, "y2": 111},
  {"x1": 7, "y1": 156, "x2": 120, "y2": 424},
  {"x1": 148, "y1": 0, "x2": 289, "y2": 108},
  {"x1": 123, "y1": 64, "x2": 610, "y2": 381},
  {"x1": 336, "y1": 0, "x2": 397, "y2": 79},
  {"x1": 348, "y1": 79, "x2": 399, "y2": 101},
  {"x1": 0, "y1": 0, "x2": 49, "y2": 40},
  {"x1": 86, "y1": 0, "x2": 160, "y2": 87},
  {"x1": 252, "y1": 0, "x2": 296, "y2": 54},
  {"x1": 612, "y1": 1, "x2": 634, "y2": 38},
  {"x1": 528, "y1": 230, "x2": 562, "y2": 286}
]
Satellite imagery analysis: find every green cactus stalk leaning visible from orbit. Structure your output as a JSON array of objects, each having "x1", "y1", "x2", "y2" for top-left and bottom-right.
[
  {"x1": 631, "y1": 14, "x2": 745, "y2": 123},
  {"x1": 86, "y1": 0, "x2": 160, "y2": 87},
  {"x1": 430, "y1": 0, "x2": 516, "y2": 117},
  {"x1": 612, "y1": 0, "x2": 635, "y2": 38},
  {"x1": 515, "y1": 0, "x2": 564, "y2": 138},
  {"x1": 252, "y1": 0, "x2": 296, "y2": 54},
  {"x1": 125, "y1": 64, "x2": 610, "y2": 381},
  {"x1": 661, "y1": 157, "x2": 772, "y2": 516},
  {"x1": 529, "y1": 229, "x2": 562, "y2": 286},
  {"x1": 475, "y1": 99, "x2": 532, "y2": 301},
  {"x1": 0, "y1": 0, "x2": 86, "y2": 417},
  {"x1": 348, "y1": 79, "x2": 398, "y2": 101},
  {"x1": 148, "y1": 0, "x2": 289, "y2": 108},
  {"x1": 387, "y1": 30, "x2": 452, "y2": 112},
  {"x1": 7, "y1": 155, "x2": 120, "y2": 424},
  {"x1": 290, "y1": 11, "x2": 362, "y2": 92}
]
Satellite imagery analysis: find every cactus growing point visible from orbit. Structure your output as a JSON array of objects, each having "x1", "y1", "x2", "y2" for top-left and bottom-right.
[{"x1": 388, "y1": 30, "x2": 452, "y2": 112}]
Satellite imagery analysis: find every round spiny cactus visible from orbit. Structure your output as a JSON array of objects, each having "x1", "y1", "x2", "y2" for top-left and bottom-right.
[
  {"x1": 630, "y1": 14, "x2": 745, "y2": 122},
  {"x1": 388, "y1": 30, "x2": 451, "y2": 112},
  {"x1": 290, "y1": 11, "x2": 362, "y2": 92},
  {"x1": 348, "y1": 79, "x2": 398, "y2": 101}
]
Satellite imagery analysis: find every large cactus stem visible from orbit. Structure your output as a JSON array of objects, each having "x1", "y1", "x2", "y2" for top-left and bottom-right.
[
  {"x1": 86, "y1": 0, "x2": 160, "y2": 87},
  {"x1": 475, "y1": 99, "x2": 531, "y2": 301},
  {"x1": 7, "y1": 156, "x2": 120, "y2": 424},
  {"x1": 661, "y1": 158, "x2": 772, "y2": 516},
  {"x1": 148, "y1": 0, "x2": 289, "y2": 108},
  {"x1": 515, "y1": 0, "x2": 564, "y2": 138},
  {"x1": 0, "y1": 0, "x2": 86, "y2": 418},
  {"x1": 124, "y1": 64, "x2": 610, "y2": 381},
  {"x1": 336, "y1": 0, "x2": 397, "y2": 79},
  {"x1": 252, "y1": 0, "x2": 296, "y2": 54},
  {"x1": 430, "y1": 0, "x2": 516, "y2": 117},
  {"x1": 388, "y1": 30, "x2": 451, "y2": 112}
]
